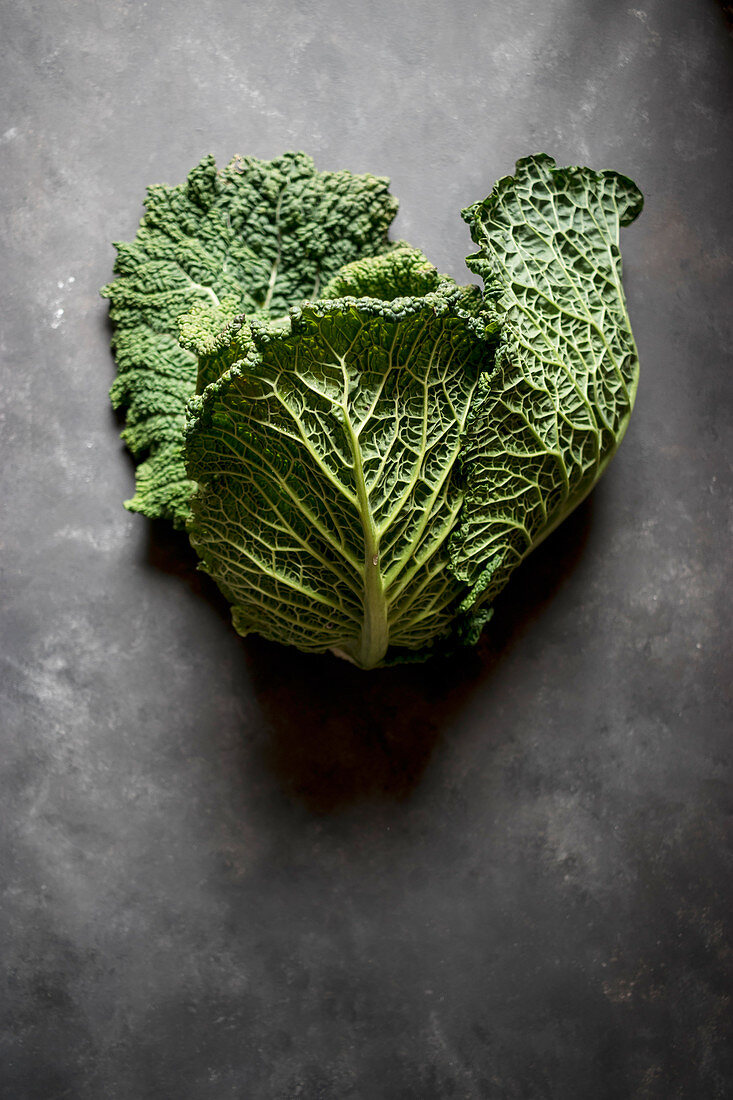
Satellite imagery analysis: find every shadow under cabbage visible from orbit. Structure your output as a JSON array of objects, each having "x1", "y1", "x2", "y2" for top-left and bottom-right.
[{"x1": 143, "y1": 495, "x2": 594, "y2": 813}]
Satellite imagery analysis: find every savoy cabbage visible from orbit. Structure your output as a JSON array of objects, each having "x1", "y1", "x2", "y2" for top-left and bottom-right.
[{"x1": 103, "y1": 151, "x2": 642, "y2": 668}]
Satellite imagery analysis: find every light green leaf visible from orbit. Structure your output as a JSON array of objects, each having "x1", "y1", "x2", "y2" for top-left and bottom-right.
[
  {"x1": 185, "y1": 288, "x2": 488, "y2": 668},
  {"x1": 450, "y1": 154, "x2": 643, "y2": 608},
  {"x1": 320, "y1": 242, "x2": 486, "y2": 323},
  {"x1": 321, "y1": 243, "x2": 444, "y2": 300}
]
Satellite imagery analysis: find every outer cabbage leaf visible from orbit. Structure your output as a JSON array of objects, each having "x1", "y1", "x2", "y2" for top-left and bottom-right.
[
  {"x1": 102, "y1": 152, "x2": 400, "y2": 526},
  {"x1": 449, "y1": 154, "x2": 643, "y2": 609},
  {"x1": 185, "y1": 288, "x2": 489, "y2": 669}
]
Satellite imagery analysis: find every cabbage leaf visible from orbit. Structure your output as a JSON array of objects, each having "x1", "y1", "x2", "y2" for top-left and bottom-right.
[
  {"x1": 449, "y1": 154, "x2": 643, "y2": 609},
  {"x1": 102, "y1": 153, "x2": 400, "y2": 526},
  {"x1": 185, "y1": 287, "x2": 488, "y2": 668}
]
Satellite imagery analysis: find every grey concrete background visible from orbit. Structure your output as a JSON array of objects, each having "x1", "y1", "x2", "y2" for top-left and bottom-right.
[{"x1": 2, "y1": 1, "x2": 732, "y2": 1097}]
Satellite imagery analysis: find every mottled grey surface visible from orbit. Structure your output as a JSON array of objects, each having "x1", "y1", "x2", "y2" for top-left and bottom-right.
[{"x1": 2, "y1": 0, "x2": 732, "y2": 1097}]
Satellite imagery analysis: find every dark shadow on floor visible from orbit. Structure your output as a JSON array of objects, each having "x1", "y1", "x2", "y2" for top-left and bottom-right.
[
  {"x1": 143, "y1": 492, "x2": 595, "y2": 813},
  {"x1": 717, "y1": 0, "x2": 733, "y2": 34},
  {"x1": 145, "y1": 517, "x2": 233, "y2": 625}
]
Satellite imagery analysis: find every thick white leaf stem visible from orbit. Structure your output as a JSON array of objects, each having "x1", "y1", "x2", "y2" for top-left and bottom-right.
[{"x1": 342, "y1": 397, "x2": 389, "y2": 669}]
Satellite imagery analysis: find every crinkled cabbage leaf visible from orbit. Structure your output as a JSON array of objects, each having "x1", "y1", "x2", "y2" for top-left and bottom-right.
[
  {"x1": 102, "y1": 152, "x2": 400, "y2": 526},
  {"x1": 102, "y1": 152, "x2": 642, "y2": 667},
  {"x1": 448, "y1": 154, "x2": 643, "y2": 610},
  {"x1": 185, "y1": 286, "x2": 489, "y2": 668}
]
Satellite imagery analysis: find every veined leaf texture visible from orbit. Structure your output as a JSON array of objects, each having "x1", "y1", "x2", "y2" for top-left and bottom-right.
[{"x1": 104, "y1": 153, "x2": 642, "y2": 666}]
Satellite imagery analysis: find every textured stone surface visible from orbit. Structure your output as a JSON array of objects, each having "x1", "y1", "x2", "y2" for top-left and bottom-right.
[{"x1": 1, "y1": 1, "x2": 732, "y2": 1097}]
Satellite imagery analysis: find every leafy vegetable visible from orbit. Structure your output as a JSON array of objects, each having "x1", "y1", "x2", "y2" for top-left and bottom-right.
[
  {"x1": 185, "y1": 285, "x2": 487, "y2": 669},
  {"x1": 448, "y1": 154, "x2": 643, "y2": 611},
  {"x1": 102, "y1": 152, "x2": 400, "y2": 526},
  {"x1": 103, "y1": 152, "x2": 642, "y2": 668}
]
